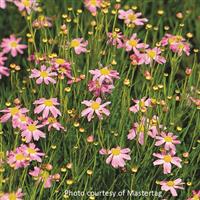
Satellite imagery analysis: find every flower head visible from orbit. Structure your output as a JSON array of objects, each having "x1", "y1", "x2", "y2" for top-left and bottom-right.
[
  {"x1": 43, "y1": 117, "x2": 64, "y2": 131},
  {"x1": 84, "y1": 0, "x2": 102, "y2": 15},
  {"x1": 107, "y1": 31, "x2": 124, "y2": 48},
  {"x1": 70, "y1": 38, "x2": 88, "y2": 54},
  {"x1": 14, "y1": 0, "x2": 38, "y2": 14},
  {"x1": 187, "y1": 190, "x2": 200, "y2": 200},
  {"x1": 0, "y1": 188, "x2": 24, "y2": 200},
  {"x1": 129, "y1": 97, "x2": 151, "y2": 113}
]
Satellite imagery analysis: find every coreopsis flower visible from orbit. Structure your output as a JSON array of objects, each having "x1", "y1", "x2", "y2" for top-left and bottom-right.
[
  {"x1": 160, "y1": 178, "x2": 184, "y2": 197},
  {"x1": 21, "y1": 143, "x2": 44, "y2": 162},
  {"x1": 1, "y1": 35, "x2": 27, "y2": 57},
  {"x1": 130, "y1": 53, "x2": 144, "y2": 65},
  {"x1": 161, "y1": 34, "x2": 190, "y2": 56},
  {"x1": 84, "y1": 0, "x2": 102, "y2": 15},
  {"x1": 32, "y1": 15, "x2": 52, "y2": 28},
  {"x1": 81, "y1": 97, "x2": 111, "y2": 121},
  {"x1": 187, "y1": 190, "x2": 200, "y2": 200},
  {"x1": 29, "y1": 166, "x2": 54, "y2": 188},
  {"x1": 14, "y1": 0, "x2": 38, "y2": 14},
  {"x1": 70, "y1": 38, "x2": 88, "y2": 55},
  {"x1": 143, "y1": 47, "x2": 166, "y2": 64},
  {"x1": 118, "y1": 9, "x2": 148, "y2": 26},
  {"x1": 33, "y1": 98, "x2": 61, "y2": 119},
  {"x1": 125, "y1": 33, "x2": 148, "y2": 53},
  {"x1": 0, "y1": 188, "x2": 24, "y2": 200},
  {"x1": 42, "y1": 117, "x2": 64, "y2": 131},
  {"x1": 0, "y1": 52, "x2": 7, "y2": 65},
  {"x1": 21, "y1": 120, "x2": 45, "y2": 143},
  {"x1": 30, "y1": 65, "x2": 57, "y2": 85},
  {"x1": 100, "y1": 147, "x2": 131, "y2": 168},
  {"x1": 89, "y1": 67, "x2": 119, "y2": 84},
  {"x1": 107, "y1": 31, "x2": 124, "y2": 48},
  {"x1": 129, "y1": 97, "x2": 151, "y2": 113},
  {"x1": 0, "y1": 0, "x2": 6, "y2": 9},
  {"x1": 155, "y1": 132, "x2": 181, "y2": 151},
  {"x1": 12, "y1": 114, "x2": 31, "y2": 130},
  {"x1": 153, "y1": 151, "x2": 182, "y2": 174},
  {"x1": 0, "y1": 65, "x2": 9, "y2": 79},
  {"x1": 7, "y1": 147, "x2": 29, "y2": 169},
  {"x1": 0, "y1": 106, "x2": 28, "y2": 123},
  {"x1": 190, "y1": 97, "x2": 200, "y2": 107},
  {"x1": 88, "y1": 80, "x2": 114, "y2": 96}
]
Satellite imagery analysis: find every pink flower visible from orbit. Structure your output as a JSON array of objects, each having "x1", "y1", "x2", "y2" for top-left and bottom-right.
[
  {"x1": 29, "y1": 167, "x2": 53, "y2": 188},
  {"x1": 153, "y1": 152, "x2": 182, "y2": 174},
  {"x1": 125, "y1": 33, "x2": 148, "y2": 53},
  {"x1": 42, "y1": 117, "x2": 64, "y2": 131},
  {"x1": 143, "y1": 47, "x2": 166, "y2": 64},
  {"x1": 89, "y1": 67, "x2": 119, "y2": 84},
  {"x1": 0, "y1": 52, "x2": 7, "y2": 65},
  {"x1": 14, "y1": 0, "x2": 38, "y2": 14},
  {"x1": 100, "y1": 147, "x2": 131, "y2": 168},
  {"x1": 7, "y1": 147, "x2": 29, "y2": 169},
  {"x1": 0, "y1": 106, "x2": 28, "y2": 123},
  {"x1": 129, "y1": 97, "x2": 151, "y2": 113},
  {"x1": 0, "y1": 0, "x2": 6, "y2": 9},
  {"x1": 70, "y1": 38, "x2": 88, "y2": 54},
  {"x1": 21, "y1": 120, "x2": 45, "y2": 143},
  {"x1": 107, "y1": 31, "x2": 124, "y2": 48},
  {"x1": 21, "y1": 143, "x2": 44, "y2": 162},
  {"x1": 33, "y1": 98, "x2": 61, "y2": 118},
  {"x1": 81, "y1": 97, "x2": 111, "y2": 121},
  {"x1": 88, "y1": 80, "x2": 114, "y2": 96},
  {"x1": 160, "y1": 178, "x2": 184, "y2": 196},
  {"x1": 0, "y1": 65, "x2": 9, "y2": 79},
  {"x1": 84, "y1": 0, "x2": 102, "y2": 15},
  {"x1": 187, "y1": 190, "x2": 200, "y2": 200},
  {"x1": 155, "y1": 132, "x2": 181, "y2": 151},
  {"x1": 118, "y1": 9, "x2": 148, "y2": 26},
  {"x1": 30, "y1": 65, "x2": 57, "y2": 85},
  {"x1": 12, "y1": 114, "x2": 31, "y2": 130},
  {"x1": 0, "y1": 188, "x2": 24, "y2": 200},
  {"x1": 130, "y1": 53, "x2": 145, "y2": 65},
  {"x1": 1, "y1": 35, "x2": 27, "y2": 57}
]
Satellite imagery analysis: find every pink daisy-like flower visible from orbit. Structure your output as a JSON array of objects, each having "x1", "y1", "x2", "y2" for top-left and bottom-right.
[
  {"x1": 130, "y1": 53, "x2": 145, "y2": 65},
  {"x1": 21, "y1": 120, "x2": 45, "y2": 143},
  {"x1": 0, "y1": 52, "x2": 7, "y2": 66},
  {"x1": 29, "y1": 166, "x2": 53, "y2": 188},
  {"x1": 21, "y1": 143, "x2": 44, "y2": 162},
  {"x1": 12, "y1": 114, "x2": 31, "y2": 130},
  {"x1": 107, "y1": 31, "x2": 124, "y2": 48},
  {"x1": 0, "y1": 188, "x2": 24, "y2": 200},
  {"x1": 33, "y1": 98, "x2": 61, "y2": 119},
  {"x1": 125, "y1": 33, "x2": 148, "y2": 53},
  {"x1": 84, "y1": 0, "x2": 102, "y2": 15},
  {"x1": 160, "y1": 178, "x2": 184, "y2": 197},
  {"x1": 0, "y1": 0, "x2": 6, "y2": 9},
  {"x1": 30, "y1": 65, "x2": 57, "y2": 85},
  {"x1": 88, "y1": 80, "x2": 114, "y2": 97},
  {"x1": 70, "y1": 38, "x2": 88, "y2": 55},
  {"x1": 143, "y1": 47, "x2": 166, "y2": 64},
  {"x1": 0, "y1": 106, "x2": 28, "y2": 123},
  {"x1": 14, "y1": 0, "x2": 38, "y2": 14},
  {"x1": 0, "y1": 65, "x2": 9, "y2": 79},
  {"x1": 100, "y1": 147, "x2": 131, "y2": 168},
  {"x1": 89, "y1": 67, "x2": 119, "y2": 84},
  {"x1": 7, "y1": 147, "x2": 29, "y2": 169},
  {"x1": 42, "y1": 117, "x2": 64, "y2": 131},
  {"x1": 155, "y1": 132, "x2": 181, "y2": 151},
  {"x1": 118, "y1": 9, "x2": 148, "y2": 26},
  {"x1": 129, "y1": 97, "x2": 151, "y2": 113},
  {"x1": 153, "y1": 151, "x2": 182, "y2": 174},
  {"x1": 1, "y1": 35, "x2": 27, "y2": 57},
  {"x1": 81, "y1": 97, "x2": 111, "y2": 121},
  {"x1": 187, "y1": 190, "x2": 200, "y2": 200}
]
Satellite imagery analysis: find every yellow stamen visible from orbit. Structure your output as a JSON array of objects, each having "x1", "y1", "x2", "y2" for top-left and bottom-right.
[
  {"x1": 100, "y1": 68, "x2": 110, "y2": 75},
  {"x1": 166, "y1": 181, "x2": 174, "y2": 187},
  {"x1": 91, "y1": 102, "x2": 100, "y2": 110},
  {"x1": 44, "y1": 100, "x2": 53, "y2": 106},
  {"x1": 15, "y1": 153, "x2": 25, "y2": 161},
  {"x1": 163, "y1": 155, "x2": 172, "y2": 162},
  {"x1": 164, "y1": 136, "x2": 172, "y2": 142},
  {"x1": 70, "y1": 39, "x2": 80, "y2": 48},
  {"x1": 10, "y1": 107, "x2": 19, "y2": 116},
  {"x1": 9, "y1": 193, "x2": 17, "y2": 200},
  {"x1": 111, "y1": 148, "x2": 121, "y2": 156},
  {"x1": 27, "y1": 148, "x2": 36, "y2": 154},
  {"x1": 55, "y1": 58, "x2": 65, "y2": 65},
  {"x1": 129, "y1": 39, "x2": 137, "y2": 47},
  {"x1": 147, "y1": 50, "x2": 156, "y2": 58},
  {"x1": 28, "y1": 124, "x2": 37, "y2": 132},
  {"x1": 40, "y1": 71, "x2": 48, "y2": 78}
]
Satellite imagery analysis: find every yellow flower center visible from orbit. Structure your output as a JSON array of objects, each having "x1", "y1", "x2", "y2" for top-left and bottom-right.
[
  {"x1": 100, "y1": 68, "x2": 110, "y2": 75},
  {"x1": 139, "y1": 101, "x2": 145, "y2": 108},
  {"x1": 192, "y1": 194, "x2": 200, "y2": 200},
  {"x1": 41, "y1": 170, "x2": 49, "y2": 180},
  {"x1": 27, "y1": 148, "x2": 36, "y2": 154},
  {"x1": 70, "y1": 39, "x2": 80, "y2": 48},
  {"x1": 44, "y1": 100, "x2": 53, "y2": 106},
  {"x1": 147, "y1": 50, "x2": 156, "y2": 58},
  {"x1": 137, "y1": 124, "x2": 145, "y2": 133},
  {"x1": 40, "y1": 71, "x2": 48, "y2": 78},
  {"x1": 91, "y1": 102, "x2": 100, "y2": 110},
  {"x1": 90, "y1": 0, "x2": 97, "y2": 6},
  {"x1": 10, "y1": 107, "x2": 19, "y2": 116},
  {"x1": 112, "y1": 32, "x2": 118, "y2": 39},
  {"x1": 128, "y1": 13, "x2": 137, "y2": 21},
  {"x1": 178, "y1": 43, "x2": 184, "y2": 50},
  {"x1": 129, "y1": 39, "x2": 137, "y2": 47},
  {"x1": 22, "y1": 0, "x2": 30, "y2": 7},
  {"x1": 55, "y1": 58, "x2": 65, "y2": 65},
  {"x1": 28, "y1": 124, "x2": 37, "y2": 132},
  {"x1": 10, "y1": 41, "x2": 18, "y2": 48},
  {"x1": 166, "y1": 181, "x2": 174, "y2": 187},
  {"x1": 111, "y1": 148, "x2": 121, "y2": 156},
  {"x1": 9, "y1": 193, "x2": 17, "y2": 200},
  {"x1": 15, "y1": 153, "x2": 25, "y2": 161},
  {"x1": 164, "y1": 136, "x2": 172, "y2": 142},
  {"x1": 163, "y1": 155, "x2": 172, "y2": 162},
  {"x1": 47, "y1": 117, "x2": 57, "y2": 123},
  {"x1": 20, "y1": 115, "x2": 27, "y2": 122}
]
